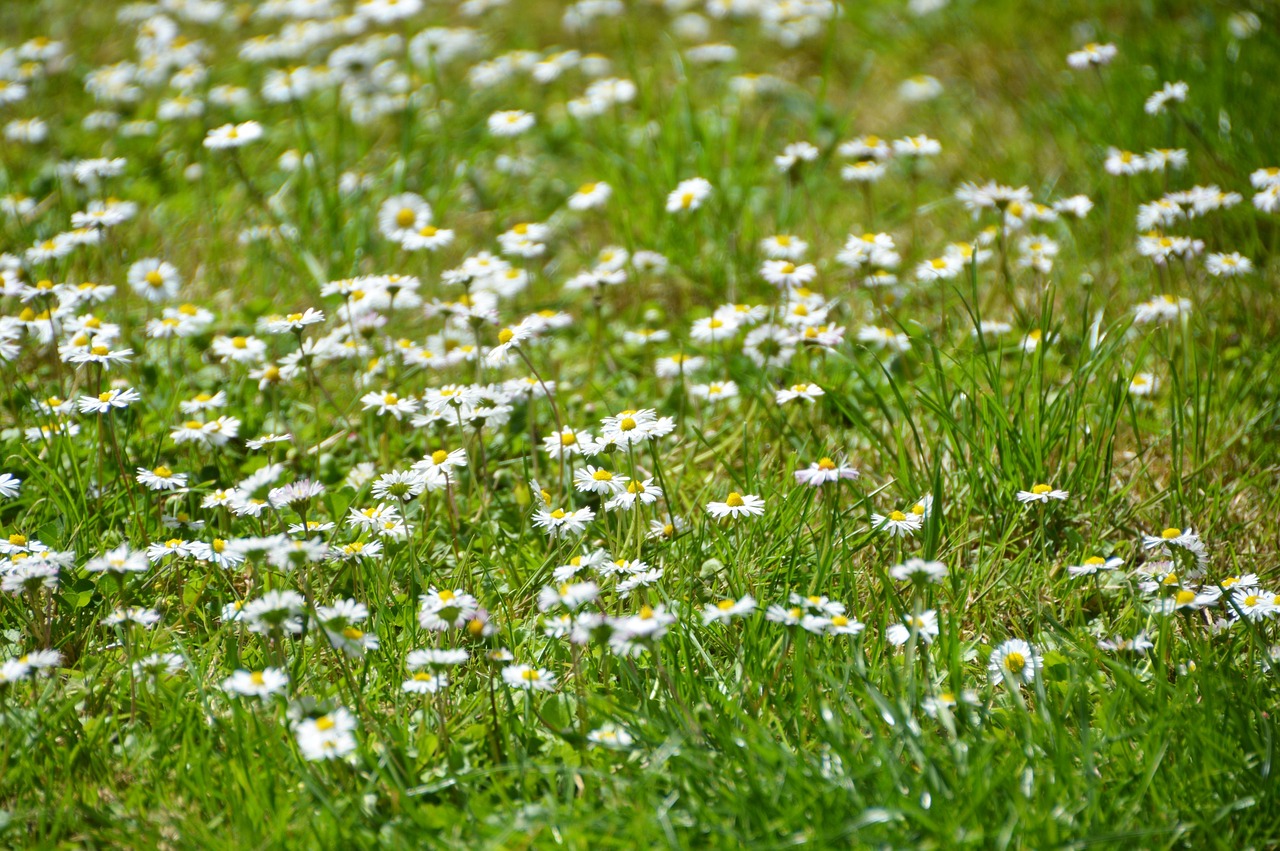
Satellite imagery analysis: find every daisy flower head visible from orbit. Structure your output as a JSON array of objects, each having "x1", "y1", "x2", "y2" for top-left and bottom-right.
[
  {"x1": 988, "y1": 638, "x2": 1040, "y2": 686},
  {"x1": 295, "y1": 708, "x2": 357, "y2": 761},
  {"x1": 128, "y1": 258, "x2": 181, "y2": 301},
  {"x1": 137, "y1": 465, "x2": 187, "y2": 491},
  {"x1": 794, "y1": 456, "x2": 859, "y2": 486},
  {"x1": 1067, "y1": 42, "x2": 1117, "y2": 69},
  {"x1": 1016, "y1": 483, "x2": 1069, "y2": 504},
  {"x1": 775, "y1": 382, "x2": 824, "y2": 405},
  {"x1": 666, "y1": 177, "x2": 712, "y2": 213},
  {"x1": 574, "y1": 465, "x2": 628, "y2": 495},
  {"x1": 1097, "y1": 633, "x2": 1155, "y2": 653},
  {"x1": 1145, "y1": 81, "x2": 1188, "y2": 115},
  {"x1": 706, "y1": 491, "x2": 765, "y2": 520},
  {"x1": 222, "y1": 668, "x2": 288, "y2": 699},
  {"x1": 488, "y1": 109, "x2": 535, "y2": 136},
  {"x1": 1142, "y1": 526, "x2": 1208, "y2": 565},
  {"x1": 702, "y1": 594, "x2": 757, "y2": 625},
  {"x1": 377, "y1": 192, "x2": 431, "y2": 242},
  {"x1": 503, "y1": 663, "x2": 556, "y2": 692},
  {"x1": 760, "y1": 259, "x2": 817, "y2": 289},
  {"x1": 418, "y1": 587, "x2": 480, "y2": 631},
  {"x1": 588, "y1": 725, "x2": 635, "y2": 750},
  {"x1": 568, "y1": 181, "x2": 611, "y2": 210},
  {"x1": 532, "y1": 505, "x2": 596, "y2": 538},
  {"x1": 1205, "y1": 252, "x2": 1252, "y2": 278},
  {"x1": 889, "y1": 558, "x2": 948, "y2": 584},
  {"x1": 886, "y1": 609, "x2": 939, "y2": 646},
  {"x1": 203, "y1": 120, "x2": 264, "y2": 149},
  {"x1": 871, "y1": 508, "x2": 923, "y2": 538},
  {"x1": 760, "y1": 234, "x2": 808, "y2": 260},
  {"x1": 1128, "y1": 373, "x2": 1158, "y2": 396},
  {"x1": 1066, "y1": 555, "x2": 1124, "y2": 577}
]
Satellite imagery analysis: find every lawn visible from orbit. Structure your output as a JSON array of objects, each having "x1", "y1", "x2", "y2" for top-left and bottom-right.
[{"x1": 1, "y1": 0, "x2": 1279, "y2": 847}]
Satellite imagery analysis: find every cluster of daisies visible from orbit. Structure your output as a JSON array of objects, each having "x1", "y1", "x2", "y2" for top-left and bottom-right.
[{"x1": 0, "y1": 0, "x2": 1273, "y2": 774}]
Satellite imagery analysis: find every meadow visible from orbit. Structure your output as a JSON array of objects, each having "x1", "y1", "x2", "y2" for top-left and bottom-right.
[{"x1": 1, "y1": 0, "x2": 1279, "y2": 847}]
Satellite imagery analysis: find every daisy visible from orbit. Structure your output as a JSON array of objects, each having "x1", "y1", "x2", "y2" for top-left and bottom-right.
[
  {"x1": 0, "y1": 474, "x2": 19, "y2": 500},
  {"x1": 137, "y1": 466, "x2": 187, "y2": 491},
  {"x1": 1067, "y1": 556, "x2": 1124, "y2": 577},
  {"x1": 488, "y1": 109, "x2": 535, "y2": 136},
  {"x1": 1129, "y1": 373, "x2": 1158, "y2": 396},
  {"x1": 568, "y1": 181, "x2": 611, "y2": 210},
  {"x1": 775, "y1": 383, "x2": 824, "y2": 405},
  {"x1": 690, "y1": 380, "x2": 739, "y2": 402},
  {"x1": 360, "y1": 390, "x2": 419, "y2": 420},
  {"x1": 706, "y1": 491, "x2": 765, "y2": 519},
  {"x1": 85, "y1": 545, "x2": 149, "y2": 574},
  {"x1": 760, "y1": 234, "x2": 808, "y2": 260},
  {"x1": 204, "y1": 121, "x2": 264, "y2": 149},
  {"x1": 1016, "y1": 483, "x2": 1069, "y2": 504},
  {"x1": 871, "y1": 509, "x2": 923, "y2": 538},
  {"x1": 665, "y1": 177, "x2": 712, "y2": 213},
  {"x1": 1067, "y1": 42, "x2": 1117, "y2": 69},
  {"x1": 222, "y1": 668, "x2": 289, "y2": 699},
  {"x1": 295, "y1": 708, "x2": 357, "y2": 761},
  {"x1": 128, "y1": 258, "x2": 181, "y2": 301},
  {"x1": 886, "y1": 610, "x2": 939, "y2": 645},
  {"x1": 532, "y1": 506, "x2": 596, "y2": 538},
  {"x1": 889, "y1": 558, "x2": 948, "y2": 583},
  {"x1": 574, "y1": 466, "x2": 628, "y2": 496},
  {"x1": 502, "y1": 664, "x2": 556, "y2": 692},
  {"x1": 702, "y1": 595, "x2": 757, "y2": 625},
  {"x1": 794, "y1": 457, "x2": 859, "y2": 486},
  {"x1": 988, "y1": 638, "x2": 1040, "y2": 685},
  {"x1": 377, "y1": 192, "x2": 432, "y2": 242},
  {"x1": 1205, "y1": 252, "x2": 1253, "y2": 277},
  {"x1": 1097, "y1": 633, "x2": 1155, "y2": 653},
  {"x1": 760, "y1": 260, "x2": 817, "y2": 288},
  {"x1": 604, "y1": 478, "x2": 662, "y2": 511}
]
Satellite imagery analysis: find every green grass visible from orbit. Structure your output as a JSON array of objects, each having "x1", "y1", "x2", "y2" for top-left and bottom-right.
[{"x1": 1, "y1": 0, "x2": 1279, "y2": 847}]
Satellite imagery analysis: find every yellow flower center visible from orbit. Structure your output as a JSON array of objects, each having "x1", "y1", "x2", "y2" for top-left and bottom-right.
[
  {"x1": 832, "y1": 615, "x2": 849, "y2": 627},
  {"x1": 145, "y1": 271, "x2": 164, "y2": 287},
  {"x1": 153, "y1": 466, "x2": 172, "y2": 478},
  {"x1": 521, "y1": 669, "x2": 540, "y2": 681},
  {"x1": 8, "y1": 534, "x2": 26, "y2": 546},
  {"x1": 1005, "y1": 652, "x2": 1026, "y2": 673},
  {"x1": 498, "y1": 328, "x2": 514, "y2": 344},
  {"x1": 431, "y1": 450, "x2": 449, "y2": 465},
  {"x1": 1031, "y1": 484, "x2": 1052, "y2": 495},
  {"x1": 250, "y1": 671, "x2": 265, "y2": 685},
  {"x1": 395, "y1": 208, "x2": 416, "y2": 227},
  {"x1": 1161, "y1": 528, "x2": 1182, "y2": 539},
  {"x1": 818, "y1": 458, "x2": 836, "y2": 470},
  {"x1": 725, "y1": 492, "x2": 744, "y2": 507},
  {"x1": 619, "y1": 417, "x2": 636, "y2": 431},
  {"x1": 716, "y1": 599, "x2": 734, "y2": 610},
  {"x1": 592, "y1": 470, "x2": 613, "y2": 481},
  {"x1": 1084, "y1": 556, "x2": 1105, "y2": 566},
  {"x1": 342, "y1": 626, "x2": 363, "y2": 640},
  {"x1": 889, "y1": 510, "x2": 907, "y2": 522},
  {"x1": 1175, "y1": 590, "x2": 1196, "y2": 605},
  {"x1": 315, "y1": 716, "x2": 335, "y2": 731},
  {"x1": 231, "y1": 336, "x2": 248, "y2": 349},
  {"x1": 550, "y1": 509, "x2": 566, "y2": 520}
]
